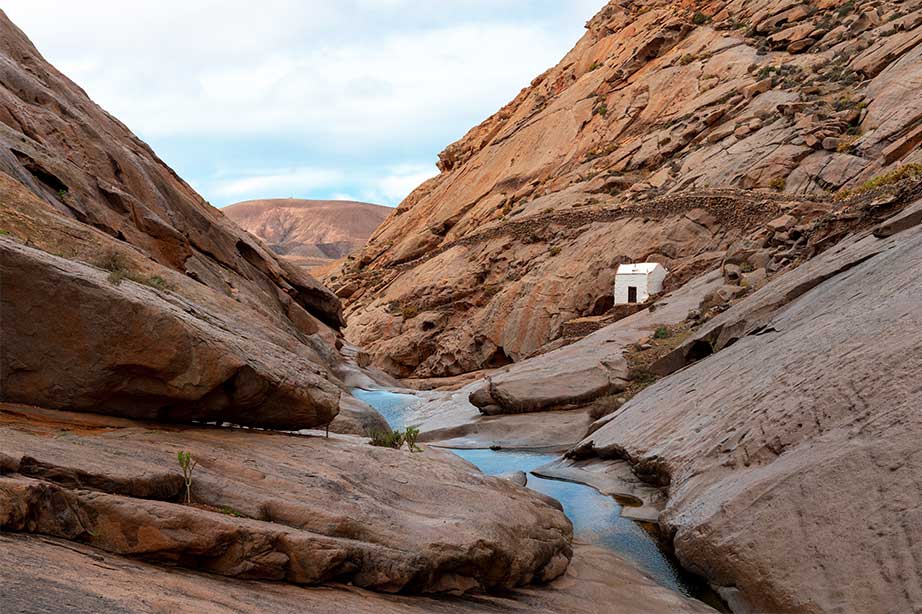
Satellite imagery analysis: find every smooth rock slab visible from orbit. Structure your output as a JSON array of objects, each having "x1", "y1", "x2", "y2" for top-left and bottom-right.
[
  {"x1": 0, "y1": 534, "x2": 716, "y2": 613},
  {"x1": 0, "y1": 239, "x2": 341, "y2": 430},
  {"x1": 0, "y1": 404, "x2": 572, "y2": 595},
  {"x1": 577, "y1": 209, "x2": 922, "y2": 613}
]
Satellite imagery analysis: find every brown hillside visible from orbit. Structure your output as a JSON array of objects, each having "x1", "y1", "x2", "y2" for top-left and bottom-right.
[{"x1": 224, "y1": 198, "x2": 391, "y2": 269}]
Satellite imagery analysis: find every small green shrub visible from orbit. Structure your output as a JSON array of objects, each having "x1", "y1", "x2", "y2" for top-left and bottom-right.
[
  {"x1": 835, "y1": 163, "x2": 922, "y2": 201},
  {"x1": 177, "y1": 451, "x2": 197, "y2": 504},
  {"x1": 588, "y1": 61, "x2": 602, "y2": 71},
  {"x1": 679, "y1": 53, "x2": 696, "y2": 65},
  {"x1": 593, "y1": 102, "x2": 608, "y2": 117},
  {"x1": 368, "y1": 427, "x2": 422, "y2": 451},
  {"x1": 769, "y1": 177, "x2": 786, "y2": 192},
  {"x1": 692, "y1": 11, "x2": 709, "y2": 25},
  {"x1": 404, "y1": 426, "x2": 422, "y2": 453},
  {"x1": 653, "y1": 326, "x2": 670, "y2": 339},
  {"x1": 57, "y1": 188, "x2": 68, "y2": 199},
  {"x1": 740, "y1": 262, "x2": 754, "y2": 273},
  {"x1": 549, "y1": 245, "x2": 562, "y2": 257},
  {"x1": 369, "y1": 429, "x2": 404, "y2": 449},
  {"x1": 0, "y1": 229, "x2": 10, "y2": 236},
  {"x1": 219, "y1": 505, "x2": 244, "y2": 517}
]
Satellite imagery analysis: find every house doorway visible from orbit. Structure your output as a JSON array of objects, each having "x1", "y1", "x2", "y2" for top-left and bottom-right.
[{"x1": 628, "y1": 286, "x2": 637, "y2": 303}]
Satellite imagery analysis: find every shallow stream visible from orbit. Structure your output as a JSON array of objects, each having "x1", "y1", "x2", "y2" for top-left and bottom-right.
[{"x1": 352, "y1": 388, "x2": 708, "y2": 599}]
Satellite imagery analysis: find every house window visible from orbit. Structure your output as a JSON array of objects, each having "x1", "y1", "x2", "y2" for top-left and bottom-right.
[{"x1": 628, "y1": 286, "x2": 638, "y2": 303}]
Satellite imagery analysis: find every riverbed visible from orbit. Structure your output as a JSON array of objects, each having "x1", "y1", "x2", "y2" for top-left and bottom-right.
[{"x1": 352, "y1": 388, "x2": 706, "y2": 599}]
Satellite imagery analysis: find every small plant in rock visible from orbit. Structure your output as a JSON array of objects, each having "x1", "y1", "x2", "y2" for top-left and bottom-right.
[
  {"x1": 593, "y1": 102, "x2": 608, "y2": 117},
  {"x1": 147, "y1": 275, "x2": 169, "y2": 291},
  {"x1": 679, "y1": 53, "x2": 696, "y2": 65},
  {"x1": 57, "y1": 188, "x2": 68, "y2": 199},
  {"x1": 588, "y1": 61, "x2": 602, "y2": 71},
  {"x1": 549, "y1": 245, "x2": 562, "y2": 257},
  {"x1": 404, "y1": 426, "x2": 422, "y2": 452},
  {"x1": 0, "y1": 229, "x2": 10, "y2": 236},
  {"x1": 740, "y1": 262, "x2": 754, "y2": 273},
  {"x1": 400, "y1": 303, "x2": 419, "y2": 320},
  {"x1": 177, "y1": 450, "x2": 197, "y2": 504},
  {"x1": 368, "y1": 429, "x2": 404, "y2": 449},
  {"x1": 654, "y1": 326, "x2": 670, "y2": 340},
  {"x1": 692, "y1": 11, "x2": 709, "y2": 25},
  {"x1": 769, "y1": 177, "x2": 786, "y2": 192},
  {"x1": 219, "y1": 505, "x2": 244, "y2": 517}
]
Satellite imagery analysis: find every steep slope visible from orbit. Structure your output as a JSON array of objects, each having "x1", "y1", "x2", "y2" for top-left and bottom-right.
[
  {"x1": 334, "y1": 0, "x2": 922, "y2": 378},
  {"x1": 224, "y1": 198, "x2": 390, "y2": 269},
  {"x1": 0, "y1": 9, "x2": 344, "y2": 427}
]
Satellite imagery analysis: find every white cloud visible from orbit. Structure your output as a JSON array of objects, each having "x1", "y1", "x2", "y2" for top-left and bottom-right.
[
  {"x1": 372, "y1": 164, "x2": 439, "y2": 203},
  {"x1": 210, "y1": 168, "x2": 344, "y2": 200},
  {"x1": 2, "y1": 1, "x2": 605, "y2": 204}
]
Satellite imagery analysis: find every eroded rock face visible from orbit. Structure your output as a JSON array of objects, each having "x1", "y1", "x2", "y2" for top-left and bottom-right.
[
  {"x1": 335, "y1": 0, "x2": 922, "y2": 377},
  {"x1": 0, "y1": 404, "x2": 573, "y2": 595},
  {"x1": 576, "y1": 200, "x2": 922, "y2": 613}
]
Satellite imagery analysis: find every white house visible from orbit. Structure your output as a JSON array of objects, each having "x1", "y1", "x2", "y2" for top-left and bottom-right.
[{"x1": 614, "y1": 263, "x2": 667, "y2": 305}]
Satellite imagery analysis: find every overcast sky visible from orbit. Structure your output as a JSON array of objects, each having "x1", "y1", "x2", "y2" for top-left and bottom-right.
[{"x1": 4, "y1": 1, "x2": 603, "y2": 207}]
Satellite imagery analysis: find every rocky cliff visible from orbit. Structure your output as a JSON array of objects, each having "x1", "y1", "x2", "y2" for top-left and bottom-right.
[
  {"x1": 334, "y1": 0, "x2": 922, "y2": 378},
  {"x1": 224, "y1": 198, "x2": 390, "y2": 270}
]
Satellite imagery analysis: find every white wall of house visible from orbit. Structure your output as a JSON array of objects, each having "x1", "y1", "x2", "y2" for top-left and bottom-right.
[{"x1": 614, "y1": 263, "x2": 667, "y2": 304}]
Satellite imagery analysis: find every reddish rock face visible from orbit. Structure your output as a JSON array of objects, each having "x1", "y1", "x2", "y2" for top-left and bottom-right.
[
  {"x1": 334, "y1": 0, "x2": 922, "y2": 377},
  {"x1": 224, "y1": 199, "x2": 391, "y2": 271},
  {"x1": 0, "y1": 10, "x2": 346, "y2": 428},
  {"x1": 575, "y1": 197, "x2": 922, "y2": 613}
]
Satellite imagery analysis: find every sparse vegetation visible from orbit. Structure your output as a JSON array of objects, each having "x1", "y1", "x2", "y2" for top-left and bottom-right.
[
  {"x1": 549, "y1": 245, "x2": 562, "y2": 257},
  {"x1": 404, "y1": 426, "x2": 422, "y2": 452},
  {"x1": 177, "y1": 451, "x2": 197, "y2": 505},
  {"x1": 368, "y1": 428, "x2": 405, "y2": 449},
  {"x1": 95, "y1": 251, "x2": 173, "y2": 290},
  {"x1": 740, "y1": 262, "x2": 754, "y2": 273},
  {"x1": 588, "y1": 395, "x2": 624, "y2": 420},
  {"x1": 219, "y1": 505, "x2": 244, "y2": 517},
  {"x1": 679, "y1": 54, "x2": 696, "y2": 65},
  {"x1": 57, "y1": 188, "x2": 68, "y2": 199},
  {"x1": 834, "y1": 163, "x2": 922, "y2": 201},
  {"x1": 770, "y1": 177, "x2": 786, "y2": 192},
  {"x1": 837, "y1": 134, "x2": 861, "y2": 153},
  {"x1": 692, "y1": 11, "x2": 709, "y2": 25},
  {"x1": 653, "y1": 326, "x2": 670, "y2": 339},
  {"x1": 400, "y1": 303, "x2": 419, "y2": 320},
  {"x1": 0, "y1": 229, "x2": 10, "y2": 236},
  {"x1": 368, "y1": 426, "x2": 423, "y2": 452},
  {"x1": 588, "y1": 61, "x2": 602, "y2": 71},
  {"x1": 593, "y1": 102, "x2": 608, "y2": 117}
]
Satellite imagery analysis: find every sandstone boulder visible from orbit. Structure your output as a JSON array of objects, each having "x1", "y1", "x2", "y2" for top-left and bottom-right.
[{"x1": 0, "y1": 240, "x2": 341, "y2": 430}]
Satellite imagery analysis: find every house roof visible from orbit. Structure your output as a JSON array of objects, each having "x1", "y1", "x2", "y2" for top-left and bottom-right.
[{"x1": 616, "y1": 262, "x2": 665, "y2": 275}]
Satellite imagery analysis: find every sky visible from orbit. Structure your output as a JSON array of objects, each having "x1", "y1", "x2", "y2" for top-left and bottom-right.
[{"x1": 4, "y1": 1, "x2": 604, "y2": 207}]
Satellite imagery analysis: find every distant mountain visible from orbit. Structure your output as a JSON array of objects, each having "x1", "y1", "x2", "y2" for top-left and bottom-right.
[{"x1": 224, "y1": 198, "x2": 391, "y2": 269}]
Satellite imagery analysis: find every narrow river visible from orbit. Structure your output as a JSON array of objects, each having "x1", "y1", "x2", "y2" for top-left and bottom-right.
[{"x1": 352, "y1": 388, "x2": 713, "y2": 601}]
